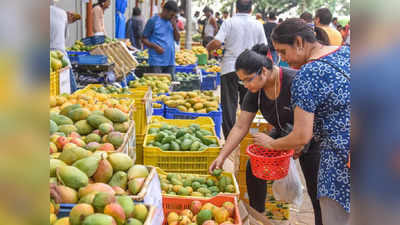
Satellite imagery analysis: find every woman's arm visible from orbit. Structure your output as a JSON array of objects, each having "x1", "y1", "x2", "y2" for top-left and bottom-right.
[
  {"x1": 254, "y1": 106, "x2": 314, "y2": 150},
  {"x1": 209, "y1": 111, "x2": 256, "y2": 172}
]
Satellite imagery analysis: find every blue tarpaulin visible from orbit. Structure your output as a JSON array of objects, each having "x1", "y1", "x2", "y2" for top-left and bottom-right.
[{"x1": 115, "y1": 0, "x2": 127, "y2": 38}]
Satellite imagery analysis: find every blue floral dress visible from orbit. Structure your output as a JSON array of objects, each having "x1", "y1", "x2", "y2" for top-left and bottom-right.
[{"x1": 291, "y1": 46, "x2": 351, "y2": 212}]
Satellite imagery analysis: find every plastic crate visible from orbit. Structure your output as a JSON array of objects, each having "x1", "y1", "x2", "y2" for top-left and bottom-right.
[
  {"x1": 92, "y1": 35, "x2": 106, "y2": 45},
  {"x1": 67, "y1": 51, "x2": 90, "y2": 63},
  {"x1": 77, "y1": 55, "x2": 108, "y2": 65},
  {"x1": 201, "y1": 72, "x2": 217, "y2": 90},
  {"x1": 81, "y1": 36, "x2": 93, "y2": 46},
  {"x1": 162, "y1": 195, "x2": 242, "y2": 225},
  {"x1": 146, "y1": 123, "x2": 216, "y2": 138},
  {"x1": 50, "y1": 71, "x2": 59, "y2": 96},
  {"x1": 152, "y1": 101, "x2": 165, "y2": 116},
  {"x1": 135, "y1": 134, "x2": 145, "y2": 164},
  {"x1": 143, "y1": 135, "x2": 221, "y2": 174},
  {"x1": 165, "y1": 106, "x2": 222, "y2": 138},
  {"x1": 217, "y1": 72, "x2": 221, "y2": 86},
  {"x1": 157, "y1": 167, "x2": 240, "y2": 199},
  {"x1": 175, "y1": 64, "x2": 197, "y2": 73}
]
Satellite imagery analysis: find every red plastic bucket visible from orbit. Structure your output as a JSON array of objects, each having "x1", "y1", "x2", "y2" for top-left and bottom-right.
[{"x1": 246, "y1": 144, "x2": 294, "y2": 180}]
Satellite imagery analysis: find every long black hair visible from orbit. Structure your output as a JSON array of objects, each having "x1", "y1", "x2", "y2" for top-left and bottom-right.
[
  {"x1": 93, "y1": 0, "x2": 108, "y2": 8},
  {"x1": 271, "y1": 18, "x2": 317, "y2": 45},
  {"x1": 235, "y1": 44, "x2": 273, "y2": 75}
]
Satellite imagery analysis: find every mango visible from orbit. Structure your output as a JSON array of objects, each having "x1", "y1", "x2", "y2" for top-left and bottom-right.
[
  {"x1": 79, "y1": 183, "x2": 115, "y2": 198},
  {"x1": 58, "y1": 124, "x2": 78, "y2": 136},
  {"x1": 59, "y1": 146, "x2": 91, "y2": 165},
  {"x1": 86, "y1": 142, "x2": 101, "y2": 152},
  {"x1": 87, "y1": 114, "x2": 113, "y2": 129},
  {"x1": 127, "y1": 165, "x2": 148, "y2": 180},
  {"x1": 92, "y1": 156, "x2": 114, "y2": 183},
  {"x1": 108, "y1": 132, "x2": 124, "y2": 148},
  {"x1": 125, "y1": 218, "x2": 143, "y2": 225},
  {"x1": 75, "y1": 120, "x2": 93, "y2": 135},
  {"x1": 116, "y1": 195, "x2": 134, "y2": 218},
  {"x1": 53, "y1": 217, "x2": 70, "y2": 225},
  {"x1": 51, "y1": 114, "x2": 74, "y2": 126},
  {"x1": 82, "y1": 214, "x2": 117, "y2": 225},
  {"x1": 99, "y1": 143, "x2": 115, "y2": 152},
  {"x1": 113, "y1": 122, "x2": 129, "y2": 133},
  {"x1": 79, "y1": 193, "x2": 97, "y2": 204},
  {"x1": 57, "y1": 165, "x2": 89, "y2": 189},
  {"x1": 50, "y1": 120, "x2": 59, "y2": 134},
  {"x1": 108, "y1": 153, "x2": 133, "y2": 172},
  {"x1": 92, "y1": 192, "x2": 116, "y2": 213},
  {"x1": 72, "y1": 155, "x2": 100, "y2": 177},
  {"x1": 167, "y1": 212, "x2": 180, "y2": 224},
  {"x1": 69, "y1": 108, "x2": 91, "y2": 122},
  {"x1": 99, "y1": 123, "x2": 114, "y2": 135},
  {"x1": 104, "y1": 203, "x2": 126, "y2": 225},
  {"x1": 69, "y1": 203, "x2": 94, "y2": 225},
  {"x1": 60, "y1": 104, "x2": 81, "y2": 116},
  {"x1": 56, "y1": 185, "x2": 78, "y2": 203},
  {"x1": 108, "y1": 171, "x2": 128, "y2": 190},
  {"x1": 127, "y1": 178, "x2": 144, "y2": 195},
  {"x1": 50, "y1": 213, "x2": 57, "y2": 225},
  {"x1": 132, "y1": 204, "x2": 148, "y2": 222},
  {"x1": 104, "y1": 108, "x2": 128, "y2": 123},
  {"x1": 197, "y1": 210, "x2": 212, "y2": 225},
  {"x1": 50, "y1": 159, "x2": 66, "y2": 177},
  {"x1": 112, "y1": 186, "x2": 127, "y2": 195}
]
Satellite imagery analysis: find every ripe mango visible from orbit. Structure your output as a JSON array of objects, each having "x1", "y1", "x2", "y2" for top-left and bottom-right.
[
  {"x1": 116, "y1": 195, "x2": 135, "y2": 218},
  {"x1": 108, "y1": 171, "x2": 128, "y2": 190},
  {"x1": 108, "y1": 153, "x2": 133, "y2": 172},
  {"x1": 132, "y1": 204, "x2": 148, "y2": 222},
  {"x1": 82, "y1": 213, "x2": 117, "y2": 225},
  {"x1": 69, "y1": 203, "x2": 94, "y2": 225},
  {"x1": 72, "y1": 155, "x2": 101, "y2": 177},
  {"x1": 56, "y1": 185, "x2": 78, "y2": 203},
  {"x1": 92, "y1": 156, "x2": 113, "y2": 183},
  {"x1": 57, "y1": 165, "x2": 89, "y2": 189},
  {"x1": 92, "y1": 192, "x2": 116, "y2": 213}
]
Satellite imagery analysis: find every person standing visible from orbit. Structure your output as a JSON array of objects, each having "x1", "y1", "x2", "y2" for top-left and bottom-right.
[
  {"x1": 222, "y1": 10, "x2": 229, "y2": 20},
  {"x1": 314, "y1": 8, "x2": 343, "y2": 46},
  {"x1": 50, "y1": 0, "x2": 80, "y2": 92},
  {"x1": 142, "y1": 1, "x2": 180, "y2": 80},
  {"x1": 92, "y1": 0, "x2": 111, "y2": 36},
  {"x1": 206, "y1": 0, "x2": 267, "y2": 139},
  {"x1": 215, "y1": 12, "x2": 223, "y2": 28},
  {"x1": 263, "y1": 12, "x2": 278, "y2": 63},
  {"x1": 125, "y1": 7, "x2": 144, "y2": 49},
  {"x1": 267, "y1": 18, "x2": 351, "y2": 225},
  {"x1": 202, "y1": 6, "x2": 218, "y2": 47},
  {"x1": 331, "y1": 17, "x2": 338, "y2": 29}
]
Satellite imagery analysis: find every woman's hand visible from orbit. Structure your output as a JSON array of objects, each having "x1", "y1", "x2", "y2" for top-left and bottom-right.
[
  {"x1": 209, "y1": 155, "x2": 226, "y2": 174},
  {"x1": 253, "y1": 132, "x2": 274, "y2": 148},
  {"x1": 50, "y1": 183, "x2": 62, "y2": 204},
  {"x1": 154, "y1": 45, "x2": 165, "y2": 54}
]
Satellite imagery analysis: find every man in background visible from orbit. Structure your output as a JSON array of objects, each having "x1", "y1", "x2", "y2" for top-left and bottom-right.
[
  {"x1": 202, "y1": 6, "x2": 218, "y2": 47},
  {"x1": 263, "y1": 12, "x2": 278, "y2": 62},
  {"x1": 206, "y1": 0, "x2": 267, "y2": 139},
  {"x1": 300, "y1": 11, "x2": 314, "y2": 28},
  {"x1": 142, "y1": 1, "x2": 180, "y2": 80},
  {"x1": 314, "y1": 8, "x2": 343, "y2": 46}
]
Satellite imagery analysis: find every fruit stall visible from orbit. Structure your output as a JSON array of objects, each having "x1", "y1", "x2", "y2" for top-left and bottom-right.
[{"x1": 49, "y1": 38, "x2": 291, "y2": 225}]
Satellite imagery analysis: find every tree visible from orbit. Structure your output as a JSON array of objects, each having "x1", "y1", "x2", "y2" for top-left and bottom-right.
[{"x1": 299, "y1": 0, "x2": 350, "y2": 16}]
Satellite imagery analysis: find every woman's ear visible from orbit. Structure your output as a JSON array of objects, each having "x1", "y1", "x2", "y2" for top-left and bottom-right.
[{"x1": 295, "y1": 36, "x2": 304, "y2": 49}]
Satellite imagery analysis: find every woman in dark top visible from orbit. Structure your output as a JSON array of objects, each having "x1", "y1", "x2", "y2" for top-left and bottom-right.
[
  {"x1": 209, "y1": 44, "x2": 323, "y2": 225},
  {"x1": 126, "y1": 7, "x2": 144, "y2": 49}
]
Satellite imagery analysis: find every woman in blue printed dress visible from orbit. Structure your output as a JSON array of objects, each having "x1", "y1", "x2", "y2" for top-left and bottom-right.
[{"x1": 252, "y1": 18, "x2": 351, "y2": 225}]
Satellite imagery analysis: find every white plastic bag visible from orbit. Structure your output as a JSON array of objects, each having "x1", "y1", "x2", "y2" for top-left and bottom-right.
[{"x1": 272, "y1": 158, "x2": 304, "y2": 207}]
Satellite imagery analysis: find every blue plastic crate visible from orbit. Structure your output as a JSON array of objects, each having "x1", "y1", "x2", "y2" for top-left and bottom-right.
[
  {"x1": 216, "y1": 72, "x2": 221, "y2": 86},
  {"x1": 201, "y1": 72, "x2": 217, "y2": 90},
  {"x1": 165, "y1": 106, "x2": 222, "y2": 138},
  {"x1": 77, "y1": 55, "x2": 107, "y2": 65},
  {"x1": 81, "y1": 37, "x2": 93, "y2": 46},
  {"x1": 92, "y1": 35, "x2": 106, "y2": 45},
  {"x1": 152, "y1": 101, "x2": 165, "y2": 117},
  {"x1": 67, "y1": 51, "x2": 90, "y2": 63},
  {"x1": 175, "y1": 64, "x2": 197, "y2": 73},
  {"x1": 57, "y1": 204, "x2": 75, "y2": 218}
]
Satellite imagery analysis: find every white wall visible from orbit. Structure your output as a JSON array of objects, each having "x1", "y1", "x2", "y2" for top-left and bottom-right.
[{"x1": 55, "y1": 0, "x2": 84, "y2": 47}]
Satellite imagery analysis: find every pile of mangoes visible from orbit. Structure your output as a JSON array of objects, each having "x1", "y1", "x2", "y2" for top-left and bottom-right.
[
  {"x1": 176, "y1": 72, "x2": 200, "y2": 82},
  {"x1": 145, "y1": 124, "x2": 218, "y2": 151},
  {"x1": 50, "y1": 149, "x2": 150, "y2": 203},
  {"x1": 67, "y1": 40, "x2": 96, "y2": 52},
  {"x1": 192, "y1": 46, "x2": 208, "y2": 55},
  {"x1": 159, "y1": 169, "x2": 236, "y2": 197},
  {"x1": 176, "y1": 49, "x2": 197, "y2": 65},
  {"x1": 166, "y1": 199, "x2": 236, "y2": 225},
  {"x1": 156, "y1": 91, "x2": 219, "y2": 113},
  {"x1": 129, "y1": 76, "x2": 171, "y2": 95},
  {"x1": 50, "y1": 50, "x2": 69, "y2": 73},
  {"x1": 89, "y1": 85, "x2": 131, "y2": 95}
]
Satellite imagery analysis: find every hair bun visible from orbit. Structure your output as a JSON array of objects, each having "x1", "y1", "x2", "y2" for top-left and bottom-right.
[{"x1": 251, "y1": 44, "x2": 269, "y2": 56}]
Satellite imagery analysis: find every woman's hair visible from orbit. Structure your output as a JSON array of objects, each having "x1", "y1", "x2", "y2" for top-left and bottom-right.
[
  {"x1": 271, "y1": 18, "x2": 317, "y2": 45},
  {"x1": 235, "y1": 44, "x2": 273, "y2": 75},
  {"x1": 132, "y1": 7, "x2": 141, "y2": 16},
  {"x1": 314, "y1": 26, "x2": 330, "y2": 45},
  {"x1": 93, "y1": 0, "x2": 108, "y2": 8}
]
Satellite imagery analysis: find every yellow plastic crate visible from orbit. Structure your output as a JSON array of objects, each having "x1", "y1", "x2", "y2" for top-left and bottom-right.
[
  {"x1": 135, "y1": 134, "x2": 145, "y2": 164},
  {"x1": 143, "y1": 135, "x2": 221, "y2": 174},
  {"x1": 150, "y1": 116, "x2": 215, "y2": 127},
  {"x1": 156, "y1": 167, "x2": 240, "y2": 199},
  {"x1": 50, "y1": 71, "x2": 59, "y2": 96}
]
